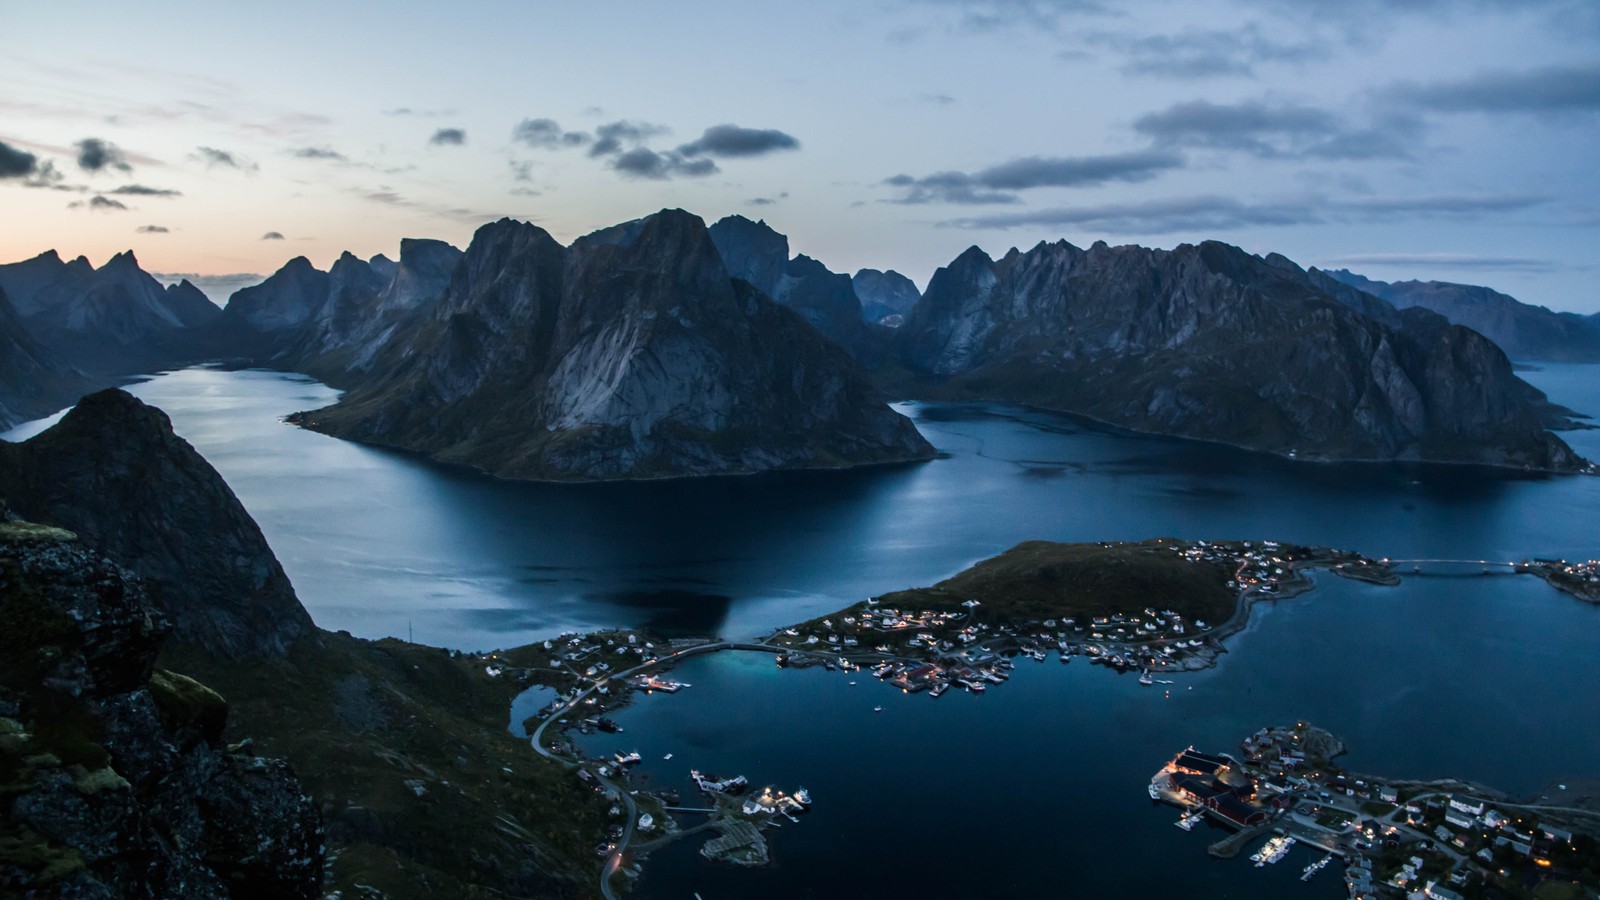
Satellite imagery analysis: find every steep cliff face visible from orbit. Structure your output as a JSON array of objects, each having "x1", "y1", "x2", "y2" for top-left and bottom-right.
[
  {"x1": 0, "y1": 285, "x2": 100, "y2": 430},
  {"x1": 708, "y1": 215, "x2": 886, "y2": 362},
  {"x1": 895, "y1": 239, "x2": 1584, "y2": 470},
  {"x1": 0, "y1": 526, "x2": 322, "y2": 898},
  {"x1": 1325, "y1": 269, "x2": 1600, "y2": 363},
  {"x1": 296, "y1": 210, "x2": 932, "y2": 481},
  {"x1": 0, "y1": 250, "x2": 221, "y2": 374},
  {"x1": 0, "y1": 390, "x2": 315, "y2": 657},
  {"x1": 853, "y1": 268, "x2": 921, "y2": 325}
]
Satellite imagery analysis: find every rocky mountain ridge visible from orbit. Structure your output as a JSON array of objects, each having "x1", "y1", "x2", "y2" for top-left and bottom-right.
[
  {"x1": 1325, "y1": 269, "x2": 1600, "y2": 363},
  {"x1": 293, "y1": 209, "x2": 933, "y2": 481},
  {"x1": 892, "y1": 238, "x2": 1584, "y2": 471},
  {"x1": 0, "y1": 249, "x2": 220, "y2": 375},
  {"x1": 0, "y1": 390, "x2": 316, "y2": 658}
]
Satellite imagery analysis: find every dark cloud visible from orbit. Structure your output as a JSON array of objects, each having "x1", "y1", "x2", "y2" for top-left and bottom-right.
[
  {"x1": 75, "y1": 138, "x2": 132, "y2": 173},
  {"x1": 429, "y1": 128, "x2": 466, "y2": 146},
  {"x1": 108, "y1": 184, "x2": 182, "y2": 197},
  {"x1": 610, "y1": 147, "x2": 718, "y2": 180},
  {"x1": 192, "y1": 146, "x2": 256, "y2": 171},
  {"x1": 511, "y1": 118, "x2": 591, "y2": 150},
  {"x1": 68, "y1": 195, "x2": 131, "y2": 212},
  {"x1": 262, "y1": 231, "x2": 286, "y2": 240},
  {"x1": 748, "y1": 197, "x2": 777, "y2": 206},
  {"x1": 1319, "y1": 253, "x2": 1559, "y2": 273},
  {"x1": 1132, "y1": 99, "x2": 1418, "y2": 160},
  {"x1": 885, "y1": 149, "x2": 1184, "y2": 204},
  {"x1": 920, "y1": 93, "x2": 957, "y2": 105},
  {"x1": 136, "y1": 225, "x2": 170, "y2": 234},
  {"x1": 0, "y1": 139, "x2": 40, "y2": 178},
  {"x1": 291, "y1": 146, "x2": 346, "y2": 161},
  {"x1": 677, "y1": 124, "x2": 801, "y2": 158},
  {"x1": 1085, "y1": 25, "x2": 1325, "y2": 79},
  {"x1": 590, "y1": 120, "x2": 669, "y2": 158},
  {"x1": 941, "y1": 192, "x2": 1550, "y2": 232},
  {"x1": 1389, "y1": 62, "x2": 1600, "y2": 114},
  {"x1": 904, "y1": 0, "x2": 1113, "y2": 34}
]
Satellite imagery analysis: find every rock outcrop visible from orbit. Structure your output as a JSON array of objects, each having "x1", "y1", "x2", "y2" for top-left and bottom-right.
[
  {"x1": 0, "y1": 390, "x2": 315, "y2": 657},
  {"x1": 1324, "y1": 269, "x2": 1600, "y2": 363},
  {"x1": 0, "y1": 523, "x2": 323, "y2": 898},
  {"x1": 0, "y1": 250, "x2": 220, "y2": 374},
  {"x1": 295, "y1": 209, "x2": 932, "y2": 481},
  {"x1": 894, "y1": 239, "x2": 1584, "y2": 470}
]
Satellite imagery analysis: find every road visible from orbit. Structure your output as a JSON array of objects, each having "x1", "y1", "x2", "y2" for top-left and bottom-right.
[{"x1": 527, "y1": 639, "x2": 783, "y2": 900}]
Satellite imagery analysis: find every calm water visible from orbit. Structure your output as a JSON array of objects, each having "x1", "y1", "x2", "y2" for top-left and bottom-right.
[{"x1": 6, "y1": 363, "x2": 1599, "y2": 898}]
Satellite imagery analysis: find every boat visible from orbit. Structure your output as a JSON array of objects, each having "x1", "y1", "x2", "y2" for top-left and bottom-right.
[
  {"x1": 967, "y1": 681, "x2": 986, "y2": 693},
  {"x1": 1176, "y1": 809, "x2": 1203, "y2": 831},
  {"x1": 1148, "y1": 782, "x2": 1162, "y2": 801},
  {"x1": 1301, "y1": 854, "x2": 1332, "y2": 881},
  {"x1": 663, "y1": 753, "x2": 673, "y2": 760},
  {"x1": 929, "y1": 682, "x2": 949, "y2": 698},
  {"x1": 794, "y1": 788, "x2": 812, "y2": 806},
  {"x1": 873, "y1": 706, "x2": 884, "y2": 712},
  {"x1": 1138, "y1": 670, "x2": 1154, "y2": 686}
]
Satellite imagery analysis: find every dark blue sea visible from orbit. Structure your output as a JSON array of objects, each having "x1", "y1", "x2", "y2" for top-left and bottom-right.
[{"x1": 8, "y1": 363, "x2": 1598, "y2": 898}]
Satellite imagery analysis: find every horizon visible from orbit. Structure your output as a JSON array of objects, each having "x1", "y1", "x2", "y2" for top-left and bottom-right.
[{"x1": 3, "y1": 0, "x2": 1597, "y2": 312}]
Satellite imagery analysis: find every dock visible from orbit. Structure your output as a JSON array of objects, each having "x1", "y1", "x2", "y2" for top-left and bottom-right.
[{"x1": 1207, "y1": 820, "x2": 1274, "y2": 859}]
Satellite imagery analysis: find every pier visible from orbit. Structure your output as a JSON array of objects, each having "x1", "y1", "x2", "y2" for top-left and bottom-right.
[{"x1": 1208, "y1": 820, "x2": 1274, "y2": 859}]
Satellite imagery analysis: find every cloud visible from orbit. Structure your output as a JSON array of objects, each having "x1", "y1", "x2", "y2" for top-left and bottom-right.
[
  {"x1": 192, "y1": 146, "x2": 256, "y2": 171},
  {"x1": 68, "y1": 195, "x2": 130, "y2": 212},
  {"x1": 611, "y1": 147, "x2": 718, "y2": 180},
  {"x1": 747, "y1": 197, "x2": 778, "y2": 206},
  {"x1": 382, "y1": 106, "x2": 456, "y2": 117},
  {"x1": 590, "y1": 120, "x2": 669, "y2": 157},
  {"x1": 1388, "y1": 62, "x2": 1600, "y2": 114},
  {"x1": 348, "y1": 186, "x2": 499, "y2": 221},
  {"x1": 1318, "y1": 253, "x2": 1560, "y2": 273},
  {"x1": 262, "y1": 231, "x2": 286, "y2": 240},
  {"x1": 1132, "y1": 99, "x2": 1419, "y2": 160},
  {"x1": 1085, "y1": 25, "x2": 1325, "y2": 79},
  {"x1": 919, "y1": 93, "x2": 957, "y2": 105},
  {"x1": 136, "y1": 225, "x2": 170, "y2": 234},
  {"x1": 885, "y1": 149, "x2": 1184, "y2": 204},
  {"x1": 428, "y1": 127, "x2": 466, "y2": 146},
  {"x1": 108, "y1": 184, "x2": 182, "y2": 197},
  {"x1": 511, "y1": 118, "x2": 591, "y2": 150},
  {"x1": 0, "y1": 139, "x2": 40, "y2": 178},
  {"x1": 75, "y1": 137, "x2": 132, "y2": 173},
  {"x1": 941, "y1": 191, "x2": 1551, "y2": 232},
  {"x1": 291, "y1": 146, "x2": 347, "y2": 161},
  {"x1": 677, "y1": 124, "x2": 801, "y2": 158}
]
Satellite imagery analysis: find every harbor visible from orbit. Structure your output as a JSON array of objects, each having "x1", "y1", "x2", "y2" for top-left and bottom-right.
[{"x1": 1150, "y1": 724, "x2": 1600, "y2": 899}]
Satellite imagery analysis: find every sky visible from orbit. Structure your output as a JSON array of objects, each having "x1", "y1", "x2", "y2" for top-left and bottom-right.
[{"x1": 2, "y1": 0, "x2": 1597, "y2": 311}]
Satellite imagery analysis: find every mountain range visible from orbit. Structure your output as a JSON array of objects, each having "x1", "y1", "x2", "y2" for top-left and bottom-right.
[
  {"x1": 0, "y1": 211, "x2": 1591, "y2": 475},
  {"x1": 1325, "y1": 269, "x2": 1600, "y2": 363},
  {"x1": 889, "y1": 240, "x2": 1583, "y2": 470}
]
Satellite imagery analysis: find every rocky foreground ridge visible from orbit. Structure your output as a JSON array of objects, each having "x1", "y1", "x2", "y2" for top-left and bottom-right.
[
  {"x1": 0, "y1": 520, "x2": 322, "y2": 897},
  {"x1": 1, "y1": 389, "x2": 612, "y2": 898},
  {"x1": 891, "y1": 239, "x2": 1584, "y2": 471}
]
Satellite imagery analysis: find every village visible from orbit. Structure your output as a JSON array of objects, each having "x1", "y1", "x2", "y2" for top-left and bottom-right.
[
  {"x1": 762, "y1": 538, "x2": 1389, "y2": 697},
  {"x1": 1151, "y1": 724, "x2": 1600, "y2": 899},
  {"x1": 1519, "y1": 557, "x2": 1600, "y2": 604}
]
